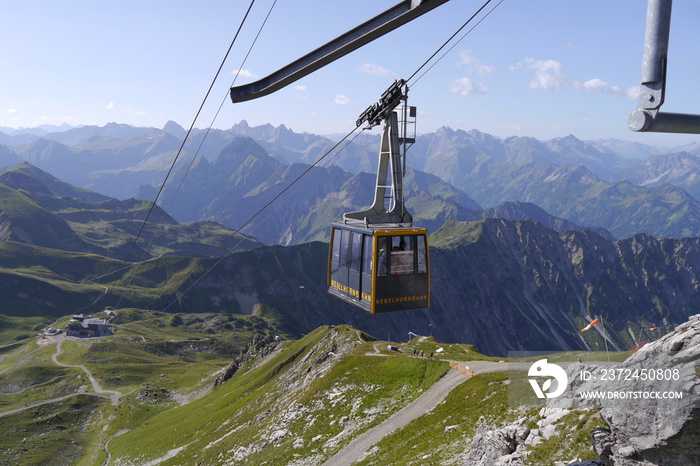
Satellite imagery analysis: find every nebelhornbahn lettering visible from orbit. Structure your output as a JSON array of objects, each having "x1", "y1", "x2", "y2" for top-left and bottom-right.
[
  {"x1": 331, "y1": 280, "x2": 426, "y2": 304},
  {"x1": 375, "y1": 295, "x2": 428, "y2": 305},
  {"x1": 331, "y1": 280, "x2": 371, "y2": 301}
]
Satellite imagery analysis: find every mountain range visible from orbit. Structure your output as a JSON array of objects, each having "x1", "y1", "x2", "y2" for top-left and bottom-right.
[
  {"x1": 1, "y1": 160, "x2": 698, "y2": 355},
  {"x1": 2, "y1": 121, "x2": 700, "y2": 244},
  {"x1": 1, "y1": 122, "x2": 700, "y2": 357},
  {"x1": 0, "y1": 163, "x2": 259, "y2": 260},
  {"x1": 2, "y1": 119, "x2": 699, "y2": 466}
]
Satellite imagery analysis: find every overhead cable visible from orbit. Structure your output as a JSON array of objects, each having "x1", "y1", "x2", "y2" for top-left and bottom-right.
[
  {"x1": 109, "y1": 0, "x2": 258, "y2": 307},
  {"x1": 161, "y1": 126, "x2": 363, "y2": 311}
]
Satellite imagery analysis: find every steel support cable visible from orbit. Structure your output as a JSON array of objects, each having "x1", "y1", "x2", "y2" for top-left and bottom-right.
[
  {"x1": 155, "y1": 0, "x2": 280, "y2": 235},
  {"x1": 409, "y1": 0, "x2": 505, "y2": 87},
  {"x1": 108, "y1": 0, "x2": 258, "y2": 306},
  {"x1": 152, "y1": 0, "x2": 280, "y2": 232},
  {"x1": 161, "y1": 126, "x2": 363, "y2": 312},
  {"x1": 113, "y1": 0, "x2": 277, "y2": 307},
  {"x1": 406, "y1": 0, "x2": 503, "y2": 83},
  {"x1": 160, "y1": 0, "x2": 506, "y2": 310}
]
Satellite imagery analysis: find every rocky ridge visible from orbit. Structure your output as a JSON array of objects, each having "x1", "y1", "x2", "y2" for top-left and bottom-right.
[
  {"x1": 463, "y1": 314, "x2": 699, "y2": 465},
  {"x1": 554, "y1": 314, "x2": 700, "y2": 465}
]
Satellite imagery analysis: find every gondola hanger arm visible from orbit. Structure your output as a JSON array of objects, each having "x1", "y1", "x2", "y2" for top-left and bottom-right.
[
  {"x1": 629, "y1": 0, "x2": 700, "y2": 134},
  {"x1": 230, "y1": 0, "x2": 451, "y2": 103}
]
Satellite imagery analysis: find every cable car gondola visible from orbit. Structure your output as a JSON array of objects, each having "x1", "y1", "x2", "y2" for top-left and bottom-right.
[
  {"x1": 327, "y1": 81, "x2": 430, "y2": 313},
  {"x1": 226, "y1": 4, "x2": 441, "y2": 313},
  {"x1": 328, "y1": 223, "x2": 429, "y2": 313}
]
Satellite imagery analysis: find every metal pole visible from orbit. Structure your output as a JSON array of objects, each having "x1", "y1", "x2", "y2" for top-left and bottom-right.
[
  {"x1": 640, "y1": 0, "x2": 672, "y2": 93},
  {"x1": 628, "y1": 0, "x2": 700, "y2": 134},
  {"x1": 601, "y1": 316, "x2": 610, "y2": 362},
  {"x1": 629, "y1": 110, "x2": 700, "y2": 134}
]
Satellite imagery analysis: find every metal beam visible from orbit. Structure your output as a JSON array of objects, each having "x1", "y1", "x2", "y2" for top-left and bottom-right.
[
  {"x1": 230, "y1": 0, "x2": 450, "y2": 103},
  {"x1": 629, "y1": 0, "x2": 700, "y2": 134}
]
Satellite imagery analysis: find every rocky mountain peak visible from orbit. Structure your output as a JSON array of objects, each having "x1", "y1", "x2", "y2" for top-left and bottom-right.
[
  {"x1": 213, "y1": 137, "x2": 274, "y2": 166},
  {"x1": 163, "y1": 120, "x2": 186, "y2": 138}
]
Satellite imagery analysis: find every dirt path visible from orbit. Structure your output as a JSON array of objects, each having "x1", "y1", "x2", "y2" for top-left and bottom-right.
[
  {"x1": 0, "y1": 345, "x2": 43, "y2": 375},
  {"x1": 0, "y1": 392, "x2": 111, "y2": 418},
  {"x1": 322, "y1": 367, "x2": 467, "y2": 466},
  {"x1": 1, "y1": 335, "x2": 123, "y2": 417},
  {"x1": 51, "y1": 338, "x2": 122, "y2": 405},
  {"x1": 322, "y1": 359, "x2": 539, "y2": 465},
  {"x1": 103, "y1": 429, "x2": 129, "y2": 466}
]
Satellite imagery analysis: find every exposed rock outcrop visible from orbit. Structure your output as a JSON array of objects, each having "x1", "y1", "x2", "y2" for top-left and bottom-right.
[
  {"x1": 214, "y1": 334, "x2": 281, "y2": 387},
  {"x1": 464, "y1": 421, "x2": 530, "y2": 465},
  {"x1": 548, "y1": 314, "x2": 700, "y2": 465}
]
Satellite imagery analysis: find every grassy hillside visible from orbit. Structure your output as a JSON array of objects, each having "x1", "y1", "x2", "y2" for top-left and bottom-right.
[
  {"x1": 0, "y1": 308, "x2": 281, "y2": 465},
  {"x1": 107, "y1": 325, "x2": 449, "y2": 465},
  {"x1": 0, "y1": 313, "x2": 632, "y2": 465},
  {"x1": 0, "y1": 163, "x2": 261, "y2": 259},
  {"x1": 0, "y1": 184, "x2": 93, "y2": 252}
]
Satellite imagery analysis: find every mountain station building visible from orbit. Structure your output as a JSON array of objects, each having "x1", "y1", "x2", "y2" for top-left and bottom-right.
[{"x1": 65, "y1": 314, "x2": 112, "y2": 337}]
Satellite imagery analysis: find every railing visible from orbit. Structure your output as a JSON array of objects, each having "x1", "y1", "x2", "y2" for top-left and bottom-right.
[{"x1": 449, "y1": 361, "x2": 475, "y2": 378}]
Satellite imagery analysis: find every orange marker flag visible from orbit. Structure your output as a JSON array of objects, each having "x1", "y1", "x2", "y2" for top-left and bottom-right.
[{"x1": 581, "y1": 318, "x2": 599, "y2": 332}]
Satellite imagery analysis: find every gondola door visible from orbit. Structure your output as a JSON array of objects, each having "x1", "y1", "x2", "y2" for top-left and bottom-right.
[
  {"x1": 346, "y1": 230, "x2": 363, "y2": 301},
  {"x1": 372, "y1": 230, "x2": 430, "y2": 313},
  {"x1": 329, "y1": 227, "x2": 372, "y2": 312}
]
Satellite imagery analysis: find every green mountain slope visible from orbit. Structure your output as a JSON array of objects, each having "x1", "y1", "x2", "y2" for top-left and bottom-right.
[
  {"x1": 2, "y1": 315, "x2": 694, "y2": 465},
  {"x1": 467, "y1": 163, "x2": 700, "y2": 238},
  {"x1": 0, "y1": 163, "x2": 260, "y2": 259},
  {"x1": 0, "y1": 184, "x2": 98, "y2": 253},
  {"x1": 3, "y1": 216, "x2": 699, "y2": 355},
  {"x1": 106, "y1": 325, "x2": 450, "y2": 465}
]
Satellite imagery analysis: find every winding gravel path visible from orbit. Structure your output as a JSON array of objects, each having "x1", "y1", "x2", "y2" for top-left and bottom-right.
[
  {"x1": 0, "y1": 335, "x2": 123, "y2": 419},
  {"x1": 322, "y1": 360, "x2": 536, "y2": 465},
  {"x1": 323, "y1": 366, "x2": 466, "y2": 466},
  {"x1": 51, "y1": 338, "x2": 122, "y2": 405}
]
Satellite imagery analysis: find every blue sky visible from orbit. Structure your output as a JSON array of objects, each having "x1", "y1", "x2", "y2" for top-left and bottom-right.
[{"x1": 1, "y1": 0, "x2": 699, "y2": 147}]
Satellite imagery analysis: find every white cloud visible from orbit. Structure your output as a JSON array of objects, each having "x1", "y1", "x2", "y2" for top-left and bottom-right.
[
  {"x1": 334, "y1": 94, "x2": 350, "y2": 106},
  {"x1": 610, "y1": 85, "x2": 640, "y2": 100},
  {"x1": 5, "y1": 108, "x2": 17, "y2": 114},
  {"x1": 501, "y1": 124, "x2": 524, "y2": 132},
  {"x1": 106, "y1": 102, "x2": 115, "y2": 110},
  {"x1": 572, "y1": 78, "x2": 609, "y2": 92},
  {"x1": 358, "y1": 63, "x2": 393, "y2": 76},
  {"x1": 525, "y1": 58, "x2": 568, "y2": 91},
  {"x1": 515, "y1": 57, "x2": 636, "y2": 100},
  {"x1": 449, "y1": 77, "x2": 487, "y2": 96},
  {"x1": 293, "y1": 85, "x2": 307, "y2": 100},
  {"x1": 233, "y1": 69, "x2": 258, "y2": 79},
  {"x1": 550, "y1": 123, "x2": 575, "y2": 131},
  {"x1": 458, "y1": 50, "x2": 495, "y2": 74},
  {"x1": 509, "y1": 62, "x2": 523, "y2": 72}
]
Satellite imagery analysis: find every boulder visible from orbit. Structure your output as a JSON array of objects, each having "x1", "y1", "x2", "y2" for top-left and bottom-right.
[
  {"x1": 465, "y1": 422, "x2": 530, "y2": 465},
  {"x1": 552, "y1": 314, "x2": 700, "y2": 465}
]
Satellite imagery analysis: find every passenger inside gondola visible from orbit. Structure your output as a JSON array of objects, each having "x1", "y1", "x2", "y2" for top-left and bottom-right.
[{"x1": 391, "y1": 237, "x2": 413, "y2": 275}]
